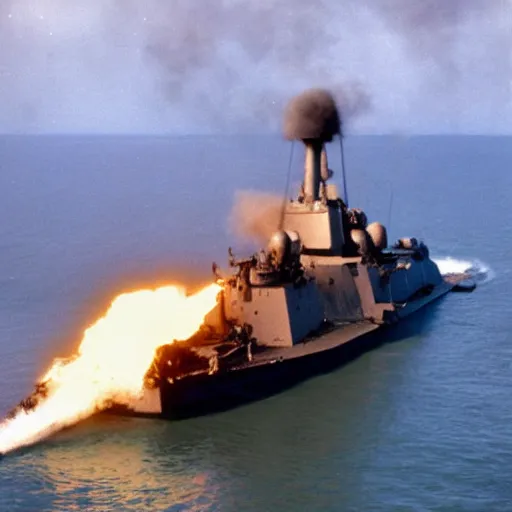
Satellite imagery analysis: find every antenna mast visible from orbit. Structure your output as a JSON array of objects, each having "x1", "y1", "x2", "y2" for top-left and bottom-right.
[
  {"x1": 339, "y1": 136, "x2": 349, "y2": 207},
  {"x1": 277, "y1": 141, "x2": 295, "y2": 231}
]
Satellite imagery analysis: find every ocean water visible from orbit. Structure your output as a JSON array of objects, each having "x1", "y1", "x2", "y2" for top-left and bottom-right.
[{"x1": 0, "y1": 134, "x2": 510, "y2": 511}]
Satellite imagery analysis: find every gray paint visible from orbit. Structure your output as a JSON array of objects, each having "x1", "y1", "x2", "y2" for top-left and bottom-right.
[
  {"x1": 225, "y1": 281, "x2": 324, "y2": 348},
  {"x1": 283, "y1": 202, "x2": 344, "y2": 253},
  {"x1": 369, "y1": 258, "x2": 442, "y2": 304}
]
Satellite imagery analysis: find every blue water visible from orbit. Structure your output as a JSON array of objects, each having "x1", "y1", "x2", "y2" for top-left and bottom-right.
[{"x1": 0, "y1": 135, "x2": 510, "y2": 511}]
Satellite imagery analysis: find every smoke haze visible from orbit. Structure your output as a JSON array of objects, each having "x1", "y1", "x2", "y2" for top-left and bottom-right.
[
  {"x1": 0, "y1": 0, "x2": 510, "y2": 134},
  {"x1": 228, "y1": 190, "x2": 283, "y2": 245}
]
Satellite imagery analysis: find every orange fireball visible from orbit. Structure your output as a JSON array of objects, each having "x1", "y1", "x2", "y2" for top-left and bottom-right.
[{"x1": 0, "y1": 282, "x2": 221, "y2": 454}]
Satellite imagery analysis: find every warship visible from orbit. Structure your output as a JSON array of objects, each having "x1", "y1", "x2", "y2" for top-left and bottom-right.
[
  {"x1": 115, "y1": 88, "x2": 477, "y2": 419},
  {"x1": 5, "y1": 89, "x2": 477, "y2": 427}
]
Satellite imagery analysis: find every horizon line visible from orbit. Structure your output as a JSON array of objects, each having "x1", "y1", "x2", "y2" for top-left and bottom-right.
[{"x1": 1, "y1": 132, "x2": 511, "y2": 138}]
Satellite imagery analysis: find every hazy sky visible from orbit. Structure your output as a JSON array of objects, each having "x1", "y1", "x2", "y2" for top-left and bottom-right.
[{"x1": 1, "y1": 0, "x2": 511, "y2": 135}]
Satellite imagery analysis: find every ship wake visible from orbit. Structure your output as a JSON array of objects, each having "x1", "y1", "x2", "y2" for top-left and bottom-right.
[
  {"x1": 433, "y1": 257, "x2": 494, "y2": 283},
  {"x1": 0, "y1": 283, "x2": 220, "y2": 456}
]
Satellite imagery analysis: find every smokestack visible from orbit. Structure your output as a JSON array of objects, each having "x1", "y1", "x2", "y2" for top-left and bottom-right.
[
  {"x1": 283, "y1": 89, "x2": 341, "y2": 204},
  {"x1": 320, "y1": 145, "x2": 330, "y2": 182},
  {"x1": 303, "y1": 139, "x2": 323, "y2": 203},
  {"x1": 303, "y1": 143, "x2": 330, "y2": 202}
]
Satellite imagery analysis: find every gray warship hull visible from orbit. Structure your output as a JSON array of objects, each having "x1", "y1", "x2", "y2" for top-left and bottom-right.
[{"x1": 116, "y1": 274, "x2": 470, "y2": 420}]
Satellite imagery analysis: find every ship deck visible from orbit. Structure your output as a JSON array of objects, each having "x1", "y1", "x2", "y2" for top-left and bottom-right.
[
  {"x1": 226, "y1": 272, "x2": 475, "y2": 371},
  {"x1": 231, "y1": 321, "x2": 380, "y2": 370},
  {"x1": 161, "y1": 272, "x2": 473, "y2": 383}
]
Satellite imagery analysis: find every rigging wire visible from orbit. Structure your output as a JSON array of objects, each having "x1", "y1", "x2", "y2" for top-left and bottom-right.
[
  {"x1": 387, "y1": 186, "x2": 394, "y2": 239},
  {"x1": 277, "y1": 140, "x2": 295, "y2": 230},
  {"x1": 338, "y1": 135, "x2": 349, "y2": 207}
]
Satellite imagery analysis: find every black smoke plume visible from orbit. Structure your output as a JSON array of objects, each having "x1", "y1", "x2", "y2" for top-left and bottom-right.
[{"x1": 283, "y1": 89, "x2": 341, "y2": 141}]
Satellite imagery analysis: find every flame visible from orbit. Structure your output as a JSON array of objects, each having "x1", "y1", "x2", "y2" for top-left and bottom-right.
[{"x1": 0, "y1": 282, "x2": 221, "y2": 455}]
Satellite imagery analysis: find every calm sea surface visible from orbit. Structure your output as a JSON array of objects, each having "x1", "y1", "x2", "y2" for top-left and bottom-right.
[{"x1": 0, "y1": 135, "x2": 510, "y2": 511}]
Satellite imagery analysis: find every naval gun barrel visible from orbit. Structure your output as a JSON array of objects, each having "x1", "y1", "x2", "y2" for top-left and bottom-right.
[{"x1": 283, "y1": 88, "x2": 341, "y2": 204}]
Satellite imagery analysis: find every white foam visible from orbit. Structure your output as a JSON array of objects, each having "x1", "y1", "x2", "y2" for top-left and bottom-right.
[
  {"x1": 433, "y1": 256, "x2": 495, "y2": 283},
  {"x1": 433, "y1": 257, "x2": 472, "y2": 275}
]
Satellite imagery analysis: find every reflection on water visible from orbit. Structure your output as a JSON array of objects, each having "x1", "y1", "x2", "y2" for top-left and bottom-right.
[{"x1": 3, "y1": 417, "x2": 222, "y2": 511}]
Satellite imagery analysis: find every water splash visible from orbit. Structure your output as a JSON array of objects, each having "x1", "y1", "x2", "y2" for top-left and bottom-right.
[{"x1": 433, "y1": 256, "x2": 494, "y2": 283}]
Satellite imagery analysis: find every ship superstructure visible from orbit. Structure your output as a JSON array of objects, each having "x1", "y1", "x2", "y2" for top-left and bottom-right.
[{"x1": 125, "y1": 89, "x2": 475, "y2": 417}]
